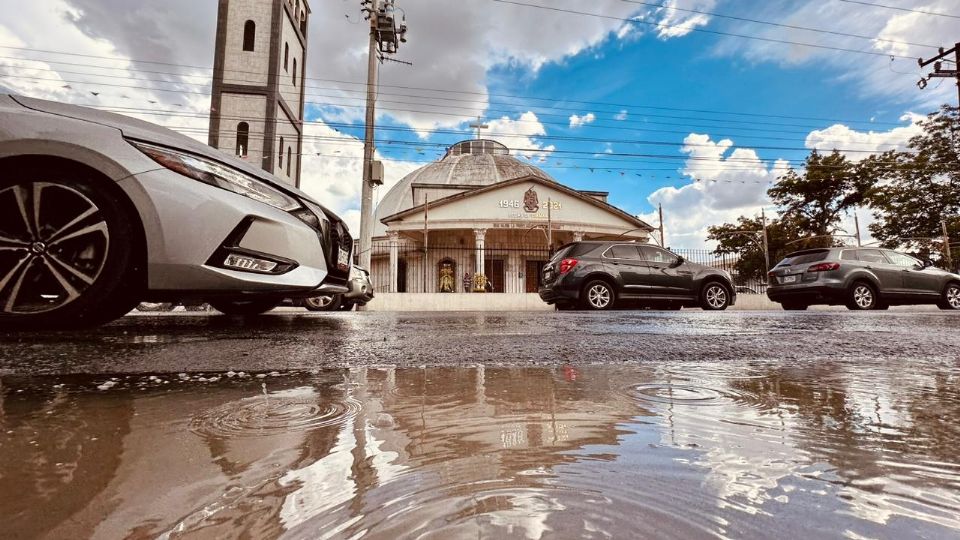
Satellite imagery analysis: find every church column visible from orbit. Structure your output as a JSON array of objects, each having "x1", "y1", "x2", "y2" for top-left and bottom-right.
[
  {"x1": 388, "y1": 231, "x2": 399, "y2": 293},
  {"x1": 573, "y1": 231, "x2": 585, "y2": 243},
  {"x1": 474, "y1": 228, "x2": 487, "y2": 282}
]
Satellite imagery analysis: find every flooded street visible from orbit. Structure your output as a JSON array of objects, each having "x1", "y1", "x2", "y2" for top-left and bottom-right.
[{"x1": 2, "y1": 314, "x2": 960, "y2": 539}]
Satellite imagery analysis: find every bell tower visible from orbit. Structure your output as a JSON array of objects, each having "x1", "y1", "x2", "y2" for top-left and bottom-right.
[{"x1": 208, "y1": 0, "x2": 309, "y2": 187}]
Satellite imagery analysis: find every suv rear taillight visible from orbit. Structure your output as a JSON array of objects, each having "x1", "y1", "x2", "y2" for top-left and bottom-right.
[
  {"x1": 807, "y1": 262, "x2": 840, "y2": 272},
  {"x1": 559, "y1": 258, "x2": 579, "y2": 274}
]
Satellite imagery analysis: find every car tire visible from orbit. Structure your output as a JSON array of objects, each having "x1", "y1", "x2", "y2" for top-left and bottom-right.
[
  {"x1": 699, "y1": 281, "x2": 731, "y2": 311},
  {"x1": 845, "y1": 281, "x2": 878, "y2": 310},
  {"x1": 938, "y1": 282, "x2": 960, "y2": 310},
  {"x1": 580, "y1": 280, "x2": 615, "y2": 311},
  {"x1": 0, "y1": 171, "x2": 140, "y2": 329},
  {"x1": 781, "y1": 302, "x2": 808, "y2": 311},
  {"x1": 209, "y1": 298, "x2": 280, "y2": 316},
  {"x1": 303, "y1": 294, "x2": 342, "y2": 312}
]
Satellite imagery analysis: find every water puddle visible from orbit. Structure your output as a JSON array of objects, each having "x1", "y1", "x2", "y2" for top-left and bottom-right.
[{"x1": 2, "y1": 364, "x2": 960, "y2": 539}]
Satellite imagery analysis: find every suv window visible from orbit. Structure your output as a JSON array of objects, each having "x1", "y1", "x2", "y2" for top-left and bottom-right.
[
  {"x1": 885, "y1": 250, "x2": 921, "y2": 267},
  {"x1": 606, "y1": 245, "x2": 640, "y2": 260},
  {"x1": 775, "y1": 250, "x2": 829, "y2": 267},
  {"x1": 840, "y1": 250, "x2": 858, "y2": 261},
  {"x1": 857, "y1": 249, "x2": 889, "y2": 264},
  {"x1": 639, "y1": 246, "x2": 676, "y2": 264}
]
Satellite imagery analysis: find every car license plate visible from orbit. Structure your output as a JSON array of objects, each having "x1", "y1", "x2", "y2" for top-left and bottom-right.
[
  {"x1": 337, "y1": 248, "x2": 350, "y2": 269},
  {"x1": 782, "y1": 275, "x2": 797, "y2": 284}
]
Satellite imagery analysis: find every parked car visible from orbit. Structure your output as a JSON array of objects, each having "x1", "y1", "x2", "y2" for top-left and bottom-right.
[
  {"x1": 302, "y1": 265, "x2": 374, "y2": 311},
  {"x1": 767, "y1": 247, "x2": 960, "y2": 311},
  {"x1": 0, "y1": 94, "x2": 351, "y2": 327},
  {"x1": 538, "y1": 241, "x2": 736, "y2": 311}
]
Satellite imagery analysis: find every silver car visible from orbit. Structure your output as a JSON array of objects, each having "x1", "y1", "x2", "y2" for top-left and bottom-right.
[
  {"x1": 767, "y1": 247, "x2": 960, "y2": 311},
  {"x1": 0, "y1": 95, "x2": 351, "y2": 327}
]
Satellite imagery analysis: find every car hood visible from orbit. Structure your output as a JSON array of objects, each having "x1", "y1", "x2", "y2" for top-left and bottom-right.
[{"x1": 9, "y1": 95, "x2": 342, "y2": 223}]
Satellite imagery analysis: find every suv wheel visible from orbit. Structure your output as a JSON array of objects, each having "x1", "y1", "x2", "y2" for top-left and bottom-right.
[
  {"x1": 209, "y1": 298, "x2": 280, "y2": 316},
  {"x1": 581, "y1": 280, "x2": 615, "y2": 310},
  {"x1": 938, "y1": 283, "x2": 960, "y2": 310},
  {"x1": 846, "y1": 282, "x2": 878, "y2": 310},
  {"x1": 700, "y1": 282, "x2": 730, "y2": 311}
]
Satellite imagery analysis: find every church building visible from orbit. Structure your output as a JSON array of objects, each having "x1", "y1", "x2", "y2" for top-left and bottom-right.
[{"x1": 369, "y1": 139, "x2": 654, "y2": 295}]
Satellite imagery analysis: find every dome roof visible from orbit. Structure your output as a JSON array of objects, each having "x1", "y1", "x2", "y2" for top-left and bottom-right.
[{"x1": 375, "y1": 140, "x2": 555, "y2": 236}]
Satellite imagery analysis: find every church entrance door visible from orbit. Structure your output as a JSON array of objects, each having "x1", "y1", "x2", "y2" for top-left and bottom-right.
[
  {"x1": 525, "y1": 260, "x2": 546, "y2": 293},
  {"x1": 484, "y1": 259, "x2": 505, "y2": 293}
]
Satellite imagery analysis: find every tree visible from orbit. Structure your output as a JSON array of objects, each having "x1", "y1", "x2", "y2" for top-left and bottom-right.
[
  {"x1": 862, "y1": 106, "x2": 959, "y2": 264},
  {"x1": 768, "y1": 150, "x2": 872, "y2": 245},
  {"x1": 707, "y1": 215, "x2": 805, "y2": 283}
]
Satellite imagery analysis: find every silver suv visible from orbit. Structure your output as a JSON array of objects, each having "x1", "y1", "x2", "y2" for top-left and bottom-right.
[{"x1": 767, "y1": 248, "x2": 960, "y2": 311}]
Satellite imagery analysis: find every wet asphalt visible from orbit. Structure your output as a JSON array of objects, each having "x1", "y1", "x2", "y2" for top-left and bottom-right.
[{"x1": 0, "y1": 310, "x2": 957, "y2": 375}]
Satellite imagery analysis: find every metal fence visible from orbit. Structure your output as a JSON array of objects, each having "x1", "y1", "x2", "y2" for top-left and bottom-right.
[
  {"x1": 365, "y1": 241, "x2": 553, "y2": 294},
  {"x1": 672, "y1": 248, "x2": 768, "y2": 294},
  {"x1": 362, "y1": 241, "x2": 768, "y2": 295}
]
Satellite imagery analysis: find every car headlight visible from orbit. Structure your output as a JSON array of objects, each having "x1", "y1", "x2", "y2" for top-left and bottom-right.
[{"x1": 131, "y1": 141, "x2": 301, "y2": 212}]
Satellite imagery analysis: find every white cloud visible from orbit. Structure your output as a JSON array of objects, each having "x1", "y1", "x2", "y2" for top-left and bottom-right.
[
  {"x1": 568, "y1": 112, "x2": 596, "y2": 128},
  {"x1": 487, "y1": 111, "x2": 555, "y2": 163},
  {"x1": 654, "y1": 0, "x2": 717, "y2": 39},
  {"x1": 804, "y1": 113, "x2": 924, "y2": 160},
  {"x1": 638, "y1": 133, "x2": 788, "y2": 249},
  {"x1": 614, "y1": 109, "x2": 629, "y2": 121}
]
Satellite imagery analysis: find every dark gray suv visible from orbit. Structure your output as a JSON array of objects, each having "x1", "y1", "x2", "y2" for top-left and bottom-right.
[
  {"x1": 538, "y1": 241, "x2": 736, "y2": 311},
  {"x1": 767, "y1": 247, "x2": 960, "y2": 311}
]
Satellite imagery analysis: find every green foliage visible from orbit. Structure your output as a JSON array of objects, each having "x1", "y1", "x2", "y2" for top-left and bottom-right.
[
  {"x1": 861, "y1": 106, "x2": 959, "y2": 263},
  {"x1": 707, "y1": 215, "x2": 804, "y2": 282}
]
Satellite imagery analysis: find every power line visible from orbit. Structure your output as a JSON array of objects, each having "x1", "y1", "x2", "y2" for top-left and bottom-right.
[
  {"x1": 836, "y1": 0, "x2": 960, "y2": 20},
  {"x1": 618, "y1": 0, "x2": 941, "y2": 49},
  {"x1": 0, "y1": 45, "x2": 906, "y2": 126},
  {"x1": 481, "y1": 0, "x2": 919, "y2": 59}
]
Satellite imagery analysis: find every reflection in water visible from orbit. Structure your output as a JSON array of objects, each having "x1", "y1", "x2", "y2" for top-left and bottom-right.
[{"x1": 1, "y1": 363, "x2": 959, "y2": 539}]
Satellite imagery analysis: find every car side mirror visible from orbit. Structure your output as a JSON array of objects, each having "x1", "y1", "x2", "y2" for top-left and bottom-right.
[
  {"x1": 922, "y1": 259, "x2": 934, "y2": 269},
  {"x1": 670, "y1": 256, "x2": 684, "y2": 268}
]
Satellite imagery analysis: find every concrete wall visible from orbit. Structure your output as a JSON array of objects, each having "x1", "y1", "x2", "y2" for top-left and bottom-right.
[
  {"x1": 277, "y1": 14, "x2": 303, "y2": 116},
  {"x1": 223, "y1": 0, "x2": 273, "y2": 86},
  {"x1": 216, "y1": 93, "x2": 267, "y2": 164},
  {"x1": 273, "y1": 111, "x2": 299, "y2": 185}
]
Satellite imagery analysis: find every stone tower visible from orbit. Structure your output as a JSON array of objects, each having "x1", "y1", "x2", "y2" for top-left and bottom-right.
[{"x1": 208, "y1": 0, "x2": 309, "y2": 187}]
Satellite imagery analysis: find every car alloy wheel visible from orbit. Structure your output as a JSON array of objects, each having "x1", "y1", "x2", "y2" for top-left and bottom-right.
[
  {"x1": 582, "y1": 281, "x2": 614, "y2": 310},
  {"x1": 304, "y1": 294, "x2": 342, "y2": 312},
  {"x1": 943, "y1": 284, "x2": 960, "y2": 310},
  {"x1": 700, "y1": 282, "x2": 729, "y2": 310},
  {"x1": 846, "y1": 282, "x2": 878, "y2": 311},
  {"x1": 1, "y1": 182, "x2": 111, "y2": 315}
]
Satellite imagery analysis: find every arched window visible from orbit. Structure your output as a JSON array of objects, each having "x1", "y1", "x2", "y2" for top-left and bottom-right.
[
  {"x1": 284, "y1": 43, "x2": 289, "y2": 71},
  {"x1": 242, "y1": 20, "x2": 255, "y2": 52},
  {"x1": 278, "y1": 136, "x2": 284, "y2": 168},
  {"x1": 292, "y1": 58, "x2": 297, "y2": 86},
  {"x1": 286, "y1": 147, "x2": 292, "y2": 176},
  {"x1": 236, "y1": 122, "x2": 249, "y2": 157}
]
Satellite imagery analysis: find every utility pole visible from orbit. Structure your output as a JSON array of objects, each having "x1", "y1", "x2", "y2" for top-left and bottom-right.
[
  {"x1": 658, "y1": 203, "x2": 665, "y2": 247},
  {"x1": 761, "y1": 208, "x2": 770, "y2": 277},
  {"x1": 943, "y1": 220, "x2": 954, "y2": 270},
  {"x1": 547, "y1": 197, "x2": 553, "y2": 251},
  {"x1": 358, "y1": 0, "x2": 408, "y2": 271},
  {"x1": 918, "y1": 42, "x2": 960, "y2": 107},
  {"x1": 853, "y1": 211, "x2": 862, "y2": 247}
]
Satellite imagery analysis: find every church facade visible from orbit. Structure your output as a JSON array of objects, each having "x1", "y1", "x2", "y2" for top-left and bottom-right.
[{"x1": 369, "y1": 140, "x2": 654, "y2": 295}]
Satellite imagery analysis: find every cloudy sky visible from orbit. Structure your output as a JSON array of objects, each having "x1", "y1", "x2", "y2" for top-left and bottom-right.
[{"x1": 0, "y1": 0, "x2": 957, "y2": 247}]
